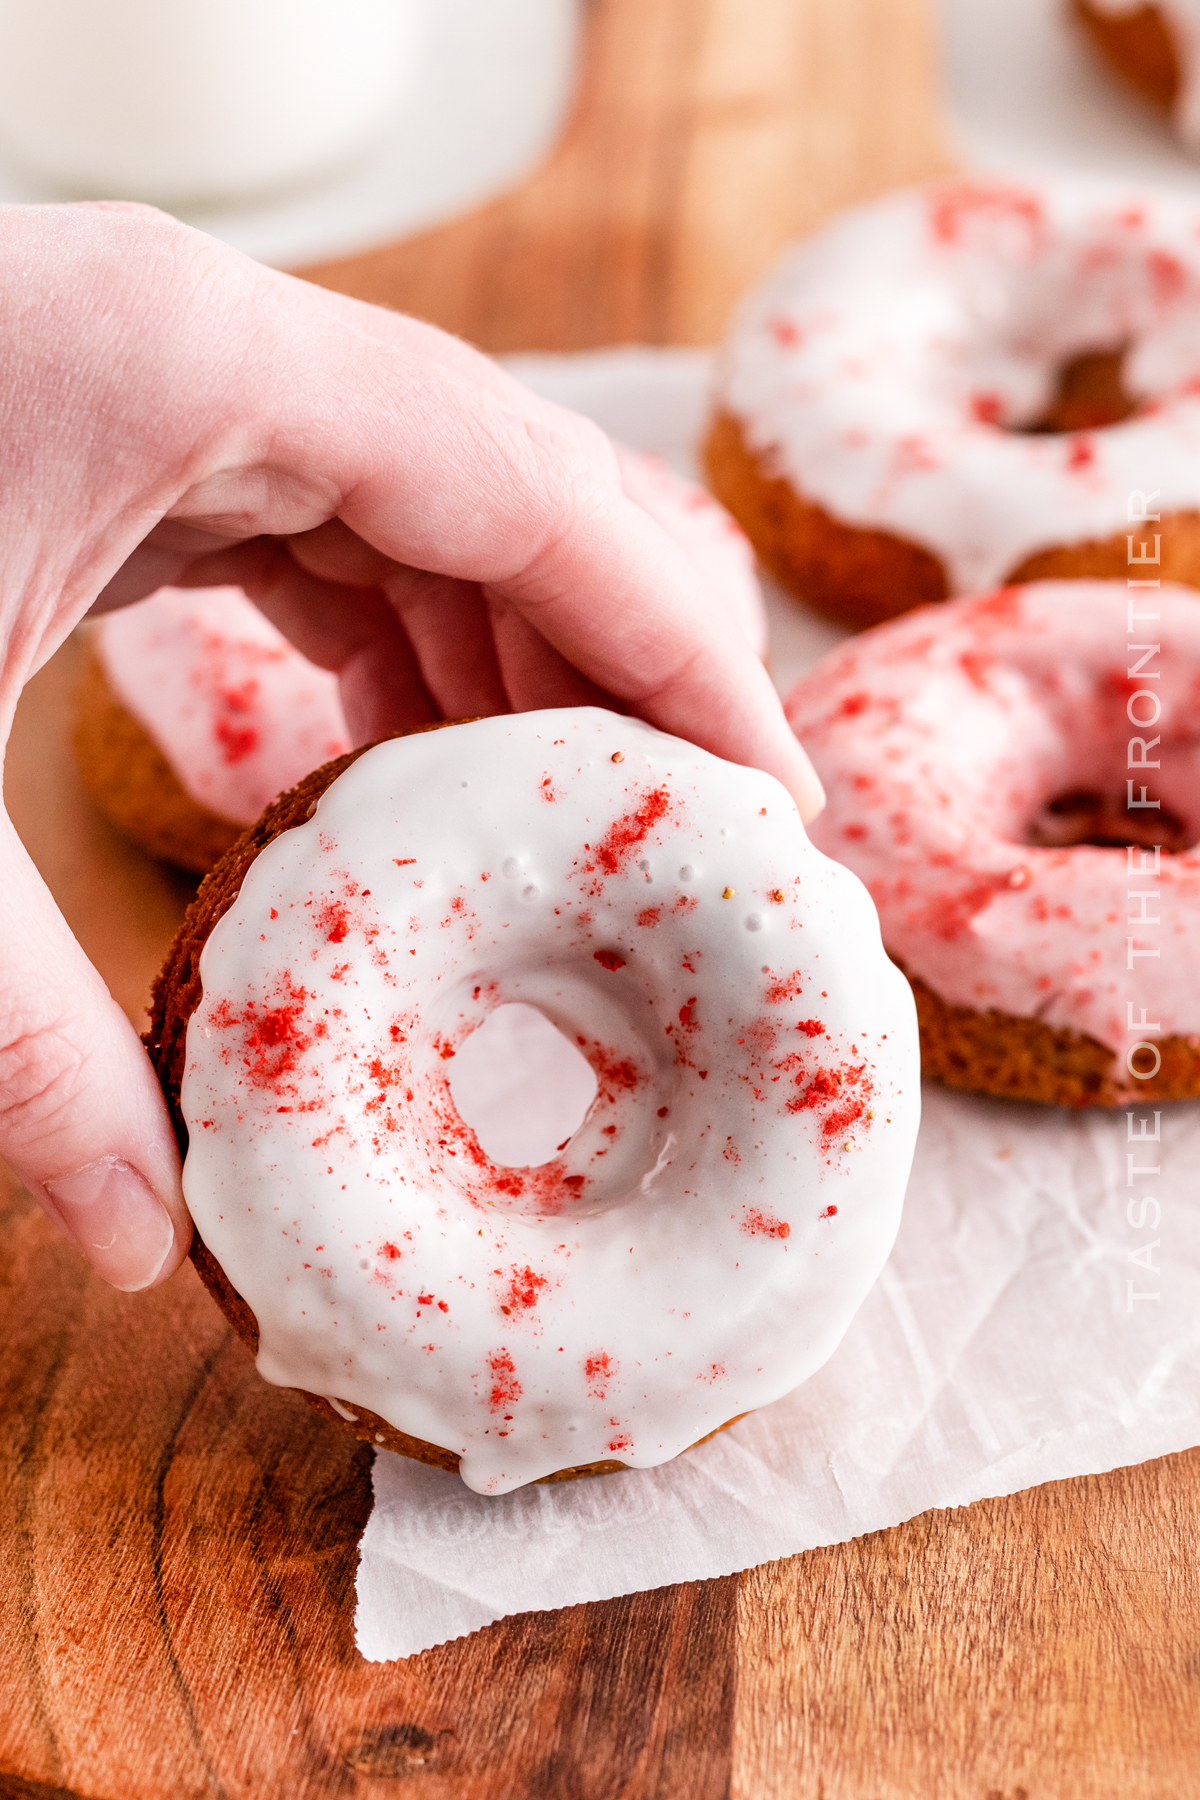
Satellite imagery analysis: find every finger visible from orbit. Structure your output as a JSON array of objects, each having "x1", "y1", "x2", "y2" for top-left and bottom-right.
[
  {"x1": 486, "y1": 597, "x2": 615, "y2": 713},
  {"x1": 382, "y1": 567, "x2": 509, "y2": 720},
  {"x1": 92, "y1": 514, "x2": 272, "y2": 614},
  {"x1": 170, "y1": 536, "x2": 289, "y2": 603},
  {"x1": 137, "y1": 536, "x2": 449, "y2": 741},
  {"x1": 0, "y1": 819, "x2": 189, "y2": 1290},
  {"x1": 292, "y1": 278, "x2": 528, "y2": 402},
  {"x1": 225, "y1": 543, "x2": 441, "y2": 741},
  {"x1": 479, "y1": 495, "x2": 826, "y2": 821},
  {"x1": 283, "y1": 355, "x2": 822, "y2": 813},
  {"x1": 201, "y1": 528, "x2": 512, "y2": 721},
  {"x1": 287, "y1": 516, "x2": 397, "y2": 589},
  {"x1": 77, "y1": 200, "x2": 175, "y2": 221},
  {"x1": 337, "y1": 620, "x2": 439, "y2": 743},
  {"x1": 205, "y1": 503, "x2": 821, "y2": 815},
  {"x1": 90, "y1": 538, "x2": 197, "y2": 612}
]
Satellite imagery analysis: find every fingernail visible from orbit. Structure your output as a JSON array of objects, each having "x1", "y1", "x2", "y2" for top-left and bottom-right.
[{"x1": 42, "y1": 1157, "x2": 175, "y2": 1292}]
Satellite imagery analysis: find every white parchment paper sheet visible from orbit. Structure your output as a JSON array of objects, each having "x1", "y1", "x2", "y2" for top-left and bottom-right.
[{"x1": 356, "y1": 349, "x2": 1200, "y2": 1660}]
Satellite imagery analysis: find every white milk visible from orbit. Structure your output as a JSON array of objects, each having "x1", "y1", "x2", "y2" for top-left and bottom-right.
[{"x1": 0, "y1": 0, "x2": 419, "y2": 204}]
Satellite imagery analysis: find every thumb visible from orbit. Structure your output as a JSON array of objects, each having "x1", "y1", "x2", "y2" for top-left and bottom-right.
[{"x1": 0, "y1": 816, "x2": 190, "y2": 1289}]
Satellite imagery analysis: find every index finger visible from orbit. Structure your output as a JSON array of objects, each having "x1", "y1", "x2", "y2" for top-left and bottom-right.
[{"x1": 304, "y1": 333, "x2": 823, "y2": 817}]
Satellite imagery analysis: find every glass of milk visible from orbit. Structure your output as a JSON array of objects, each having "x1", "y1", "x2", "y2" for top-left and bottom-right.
[{"x1": 0, "y1": 0, "x2": 419, "y2": 205}]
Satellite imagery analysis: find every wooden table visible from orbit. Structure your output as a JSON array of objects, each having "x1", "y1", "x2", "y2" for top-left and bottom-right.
[{"x1": 3, "y1": 3, "x2": 1199, "y2": 1794}]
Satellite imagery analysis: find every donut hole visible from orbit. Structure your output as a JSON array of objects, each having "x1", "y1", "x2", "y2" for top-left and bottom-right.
[
  {"x1": 1013, "y1": 344, "x2": 1140, "y2": 435},
  {"x1": 446, "y1": 1002, "x2": 598, "y2": 1169},
  {"x1": 977, "y1": 657, "x2": 1200, "y2": 854},
  {"x1": 1026, "y1": 787, "x2": 1194, "y2": 853}
]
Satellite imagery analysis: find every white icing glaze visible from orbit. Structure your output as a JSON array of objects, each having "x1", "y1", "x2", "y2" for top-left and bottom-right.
[
  {"x1": 785, "y1": 581, "x2": 1200, "y2": 1054},
  {"x1": 715, "y1": 177, "x2": 1200, "y2": 593},
  {"x1": 1089, "y1": 1, "x2": 1200, "y2": 147},
  {"x1": 179, "y1": 708, "x2": 919, "y2": 1494},
  {"x1": 96, "y1": 587, "x2": 350, "y2": 826},
  {"x1": 612, "y1": 443, "x2": 767, "y2": 657}
]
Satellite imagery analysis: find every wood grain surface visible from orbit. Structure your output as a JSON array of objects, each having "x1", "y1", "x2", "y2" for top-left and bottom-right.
[
  {"x1": 3, "y1": 2, "x2": 1198, "y2": 1797},
  {"x1": 302, "y1": 0, "x2": 950, "y2": 349}
]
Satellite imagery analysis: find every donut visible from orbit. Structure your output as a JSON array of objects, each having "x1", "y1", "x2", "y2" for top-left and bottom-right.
[
  {"x1": 1073, "y1": 3, "x2": 1193, "y2": 139},
  {"x1": 74, "y1": 585, "x2": 349, "y2": 874},
  {"x1": 784, "y1": 580, "x2": 1200, "y2": 1108},
  {"x1": 705, "y1": 177, "x2": 1200, "y2": 629},
  {"x1": 147, "y1": 707, "x2": 920, "y2": 1493},
  {"x1": 76, "y1": 448, "x2": 765, "y2": 875}
]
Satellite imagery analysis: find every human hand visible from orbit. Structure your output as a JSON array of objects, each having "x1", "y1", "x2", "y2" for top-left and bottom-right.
[{"x1": 0, "y1": 202, "x2": 822, "y2": 1291}]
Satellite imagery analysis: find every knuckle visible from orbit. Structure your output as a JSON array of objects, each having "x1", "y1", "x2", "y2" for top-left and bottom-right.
[
  {"x1": 521, "y1": 405, "x2": 620, "y2": 502},
  {"x1": 0, "y1": 991, "x2": 88, "y2": 1147}
]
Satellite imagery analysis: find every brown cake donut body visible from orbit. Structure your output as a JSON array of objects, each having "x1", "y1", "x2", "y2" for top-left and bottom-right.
[
  {"x1": 907, "y1": 968, "x2": 1200, "y2": 1110},
  {"x1": 147, "y1": 731, "x2": 742, "y2": 1483},
  {"x1": 703, "y1": 411, "x2": 948, "y2": 630}
]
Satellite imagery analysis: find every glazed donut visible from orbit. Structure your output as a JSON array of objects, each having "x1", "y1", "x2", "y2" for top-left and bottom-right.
[
  {"x1": 76, "y1": 448, "x2": 765, "y2": 874},
  {"x1": 706, "y1": 177, "x2": 1200, "y2": 629},
  {"x1": 785, "y1": 581, "x2": 1200, "y2": 1107},
  {"x1": 1073, "y1": 2, "x2": 1193, "y2": 140},
  {"x1": 148, "y1": 707, "x2": 919, "y2": 1493},
  {"x1": 75, "y1": 585, "x2": 349, "y2": 874}
]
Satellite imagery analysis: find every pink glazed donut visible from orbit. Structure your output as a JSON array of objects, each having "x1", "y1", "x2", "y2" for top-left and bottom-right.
[
  {"x1": 785, "y1": 580, "x2": 1200, "y2": 1107},
  {"x1": 706, "y1": 177, "x2": 1200, "y2": 628}
]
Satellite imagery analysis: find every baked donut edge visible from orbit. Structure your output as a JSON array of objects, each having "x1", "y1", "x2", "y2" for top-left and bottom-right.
[
  {"x1": 704, "y1": 412, "x2": 1200, "y2": 628},
  {"x1": 703, "y1": 410, "x2": 950, "y2": 628},
  {"x1": 73, "y1": 641, "x2": 244, "y2": 876},
  {"x1": 906, "y1": 964, "x2": 1200, "y2": 1108}
]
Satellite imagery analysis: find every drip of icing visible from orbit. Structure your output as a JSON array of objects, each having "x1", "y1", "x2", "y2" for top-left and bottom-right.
[
  {"x1": 179, "y1": 708, "x2": 920, "y2": 1494},
  {"x1": 786, "y1": 581, "x2": 1200, "y2": 1054},
  {"x1": 1088, "y1": 1, "x2": 1200, "y2": 145},
  {"x1": 715, "y1": 176, "x2": 1200, "y2": 594},
  {"x1": 96, "y1": 587, "x2": 349, "y2": 826}
]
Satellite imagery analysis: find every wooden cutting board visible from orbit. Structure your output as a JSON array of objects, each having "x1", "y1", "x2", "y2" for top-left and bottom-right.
[{"x1": 3, "y1": 3, "x2": 1199, "y2": 1795}]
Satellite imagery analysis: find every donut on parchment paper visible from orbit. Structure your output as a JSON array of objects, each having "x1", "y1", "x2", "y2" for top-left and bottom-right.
[
  {"x1": 785, "y1": 581, "x2": 1200, "y2": 1107},
  {"x1": 147, "y1": 708, "x2": 919, "y2": 1492},
  {"x1": 706, "y1": 177, "x2": 1200, "y2": 628}
]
